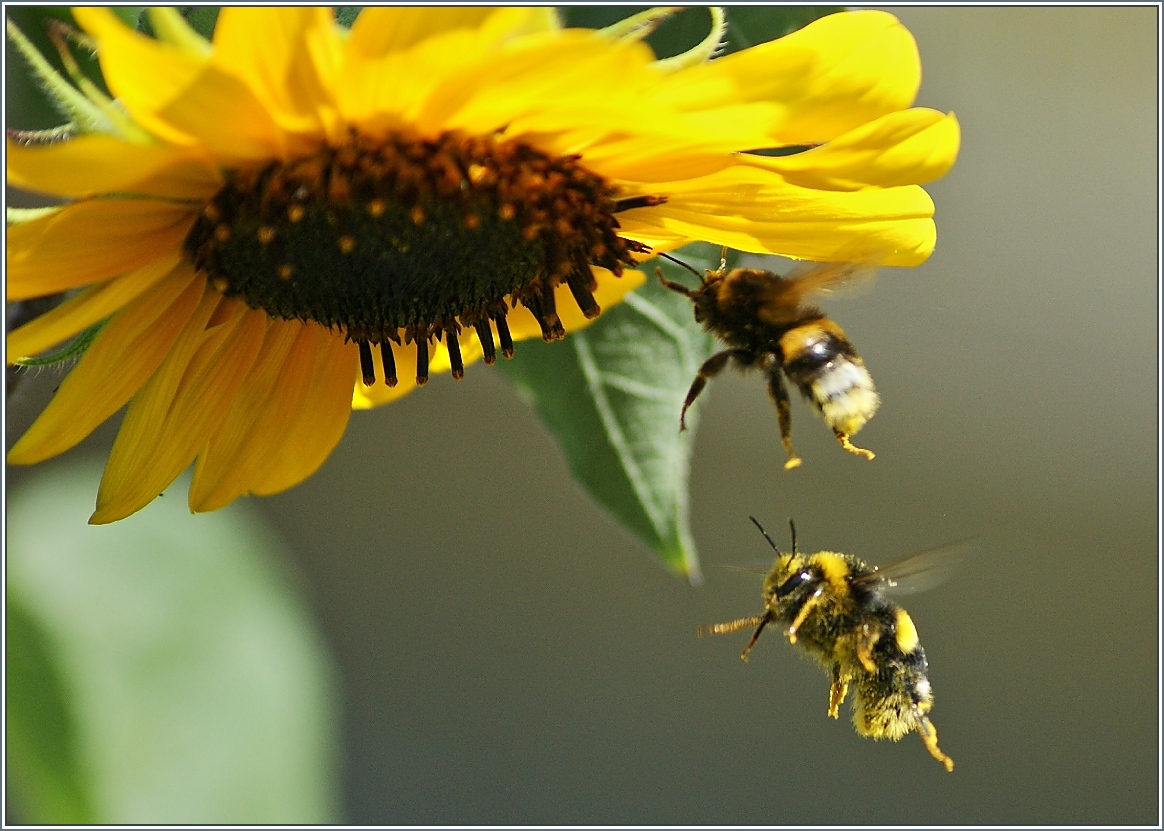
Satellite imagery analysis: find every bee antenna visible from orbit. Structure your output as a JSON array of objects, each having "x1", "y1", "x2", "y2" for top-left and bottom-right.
[
  {"x1": 749, "y1": 516, "x2": 782, "y2": 556},
  {"x1": 658, "y1": 251, "x2": 704, "y2": 281},
  {"x1": 788, "y1": 518, "x2": 798, "y2": 554}
]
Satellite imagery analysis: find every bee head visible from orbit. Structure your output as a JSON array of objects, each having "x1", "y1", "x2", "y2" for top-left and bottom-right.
[
  {"x1": 764, "y1": 550, "x2": 856, "y2": 621},
  {"x1": 690, "y1": 288, "x2": 715, "y2": 324},
  {"x1": 763, "y1": 554, "x2": 820, "y2": 606}
]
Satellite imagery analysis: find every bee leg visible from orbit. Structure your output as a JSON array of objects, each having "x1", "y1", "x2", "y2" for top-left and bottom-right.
[
  {"x1": 738, "y1": 614, "x2": 772, "y2": 662},
  {"x1": 827, "y1": 666, "x2": 849, "y2": 719},
  {"x1": 767, "y1": 369, "x2": 802, "y2": 469},
  {"x1": 680, "y1": 349, "x2": 741, "y2": 430},
  {"x1": 785, "y1": 585, "x2": 824, "y2": 645},
  {"x1": 835, "y1": 430, "x2": 876, "y2": 461},
  {"x1": 915, "y1": 712, "x2": 955, "y2": 772},
  {"x1": 697, "y1": 614, "x2": 765, "y2": 639},
  {"x1": 856, "y1": 621, "x2": 881, "y2": 674},
  {"x1": 655, "y1": 266, "x2": 695, "y2": 297},
  {"x1": 696, "y1": 614, "x2": 770, "y2": 663}
]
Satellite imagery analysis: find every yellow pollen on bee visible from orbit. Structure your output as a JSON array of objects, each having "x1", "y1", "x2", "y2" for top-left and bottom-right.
[
  {"x1": 288, "y1": 204, "x2": 305, "y2": 223},
  {"x1": 828, "y1": 679, "x2": 848, "y2": 718},
  {"x1": 257, "y1": 226, "x2": 276, "y2": 244},
  {"x1": 277, "y1": 264, "x2": 294, "y2": 280},
  {"x1": 338, "y1": 235, "x2": 356, "y2": 254},
  {"x1": 837, "y1": 432, "x2": 876, "y2": 461},
  {"x1": 894, "y1": 608, "x2": 920, "y2": 653}
]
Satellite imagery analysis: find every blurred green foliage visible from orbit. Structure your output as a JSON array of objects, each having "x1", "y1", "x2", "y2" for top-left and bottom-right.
[{"x1": 6, "y1": 460, "x2": 341, "y2": 823}]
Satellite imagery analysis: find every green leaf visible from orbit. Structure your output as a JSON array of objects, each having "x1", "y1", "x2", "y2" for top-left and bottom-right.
[
  {"x1": 179, "y1": 8, "x2": 220, "y2": 41},
  {"x1": 5, "y1": 595, "x2": 94, "y2": 824},
  {"x1": 6, "y1": 459, "x2": 341, "y2": 824},
  {"x1": 560, "y1": 6, "x2": 842, "y2": 58},
  {"x1": 113, "y1": 7, "x2": 146, "y2": 29},
  {"x1": 498, "y1": 244, "x2": 737, "y2": 581},
  {"x1": 335, "y1": 8, "x2": 363, "y2": 29}
]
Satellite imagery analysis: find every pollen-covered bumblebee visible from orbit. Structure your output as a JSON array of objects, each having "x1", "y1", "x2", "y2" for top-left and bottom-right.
[
  {"x1": 701, "y1": 518, "x2": 956, "y2": 772},
  {"x1": 658, "y1": 253, "x2": 879, "y2": 469}
]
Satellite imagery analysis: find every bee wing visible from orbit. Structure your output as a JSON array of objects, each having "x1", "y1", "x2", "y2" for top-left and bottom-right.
[
  {"x1": 853, "y1": 539, "x2": 973, "y2": 596},
  {"x1": 782, "y1": 259, "x2": 881, "y2": 301}
]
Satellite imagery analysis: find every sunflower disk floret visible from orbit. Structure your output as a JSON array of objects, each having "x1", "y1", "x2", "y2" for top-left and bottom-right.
[{"x1": 185, "y1": 129, "x2": 647, "y2": 386}]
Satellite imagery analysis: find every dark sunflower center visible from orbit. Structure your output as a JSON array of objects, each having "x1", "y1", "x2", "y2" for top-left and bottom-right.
[{"x1": 184, "y1": 129, "x2": 654, "y2": 385}]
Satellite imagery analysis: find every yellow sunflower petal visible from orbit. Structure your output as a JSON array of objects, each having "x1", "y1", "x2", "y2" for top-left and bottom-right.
[
  {"x1": 187, "y1": 318, "x2": 303, "y2": 512},
  {"x1": 572, "y1": 130, "x2": 744, "y2": 183},
  {"x1": 199, "y1": 323, "x2": 346, "y2": 505},
  {"x1": 7, "y1": 249, "x2": 182, "y2": 360},
  {"x1": 6, "y1": 200, "x2": 195, "y2": 299},
  {"x1": 6, "y1": 134, "x2": 219, "y2": 199},
  {"x1": 303, "y1": 12, "x2": 345, "y2": 144},
  {"x1": 348, "y1": 6, "x2": 553, "y2": 57},
  {"x1": 74, "y1": 7, "x2": 291, "y2": 160},
  {"x1": 335, "y1": 27, "x2": 484, "y2": 128},
  {"x1": 71, "y1": 7, "x2": 206, "y2": 147},
  {"x1": 151, "y1": 62, "x2": 294, "y2": 161},
  {"x1": 424, "y1": 32, "x2": 657, "y2": 137},
  {"x1": 340, "y1": 7, "x2": 565, "y2": 128},
  {"x1": 249, "y1": 324, "x2": 356, "y2": 496},
  {"x1": 747, "y1": 109, "x2": 961, "y2": 190},
  {"x1": 505, "y1": 266, "x2": 648, "y2": 343},
  {"x1": 618, "y1": 166, "x2": 939, "y2": 265},
  {"x1": 477, "y1": 7, "x2": 560, "y2": 40},
  {"x1": 7, "y1": 266, "x2": 206, "y2": 466},
  {"x1": 652, "y1": 10, "x2": 921, "y2": 145},
  {"x1": 210, "y1": 7, "x2": 340, "y2": 138},
  {"x1": 91, "y1": 299, "x2": 267, "y2": 524},
  {"x1": 146, "y1": 7, "x2": 211, "y2": 57}
]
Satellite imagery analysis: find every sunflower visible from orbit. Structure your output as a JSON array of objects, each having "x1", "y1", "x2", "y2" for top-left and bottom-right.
[{"x1": 6, "y1": 7, "x2": 959, "y2": 523}]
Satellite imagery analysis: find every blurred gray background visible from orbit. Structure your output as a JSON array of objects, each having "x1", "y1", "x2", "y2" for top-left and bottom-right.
[{"x1": 6, "y1": 6, "x2": 1158, "y2": 824}]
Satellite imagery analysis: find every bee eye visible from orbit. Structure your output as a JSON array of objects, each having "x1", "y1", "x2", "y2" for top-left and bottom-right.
[{"x1": 776, "y1": 569, "x2": 813, "y2": 598}]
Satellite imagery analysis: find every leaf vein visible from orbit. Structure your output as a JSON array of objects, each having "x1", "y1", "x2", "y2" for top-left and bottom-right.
[
  {"x1": 571, "y1": 332, "x2": 668, "y2": 537},
  {"x1": 621, "y1": 293, "x2": 697, "y2": 364},
  {"x1": 600, "y1": 373, "x2": 680, "y2": 402}
]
